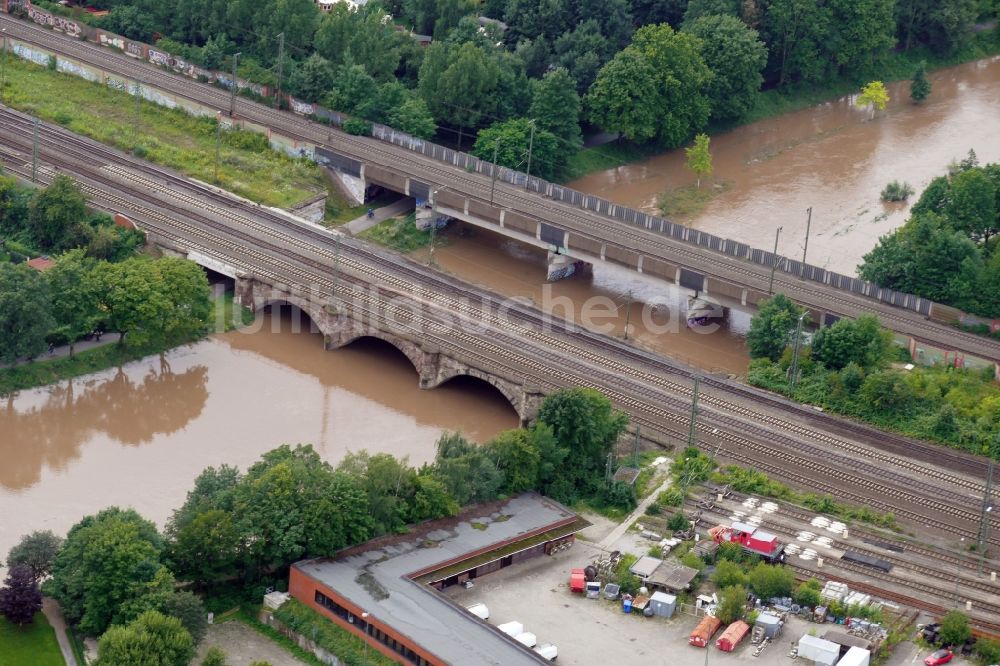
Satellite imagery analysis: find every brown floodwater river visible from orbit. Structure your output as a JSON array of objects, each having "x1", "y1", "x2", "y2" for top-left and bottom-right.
[
  {"x1": 0, "y1": 308, "x2": 517, "y2": 561},
  {"x1": 570, "y1": 56, "x2": 1000, "y2": 275}
]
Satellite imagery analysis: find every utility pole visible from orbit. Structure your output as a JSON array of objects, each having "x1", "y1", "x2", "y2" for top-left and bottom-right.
[
  {"x1": 489, "y1": 138, "x2": 500, "y2": 204},
  {"x1": 214, "y1": 119, "x2": 222, "y2": 183},
  {"x1": 229, "y1": 52, "x2": 242, "y2": 118},
  {"x1": 2, "y1": 30, "x2": 7, "y2": 105},
  {"x1": 331, "y1": 232, "x2": 341, "y2": 303},
  {"x1": 789, "y1": 313, "x2": 805, "y2": 390},
  {"x1": 132, "y1": 78, "x2": 142, "y2": 153},
  {"x1": 623, "y1": 290, "x2": 633, "y2": 340},
  {"x1": 429, "y1": 186, "x2": 447, "y2": 268},
  {"x1": 687, "y1": 374, "x2": 701, "y2": 448},
  {"x1": 524, "y1": 119, "x2": 536, "y2": 189},
  {"x1": 979, "y1": 435, "x2": 997, "y2": 574},
  {"x1": 274, "y1": 33, "x2": 284, "y2": 109},
  {"x1": 31, "y1": 116, "x2": 39, "y2": 182},
  {"x1": 768, "y1": 226, "x2": 783, "y2": 295},
  {"x1": 800, "y1": 206, "x2": 812, "y2": 277}
]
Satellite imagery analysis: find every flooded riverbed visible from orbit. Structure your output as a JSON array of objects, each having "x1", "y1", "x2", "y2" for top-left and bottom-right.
[
  {"x1": 0, "y1": 308, "x2": 517, "y2": 559},
  {"x1": 569, "y1": 57, "x2": 1000, "y2": 275}
]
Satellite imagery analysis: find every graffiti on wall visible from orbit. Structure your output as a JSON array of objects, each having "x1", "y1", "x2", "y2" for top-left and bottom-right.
[
  {"x1": 290, "y1": 98, "x2": 315, "y2": 116},
  {"x1": 148, "y1": 48, "x2": 170, "y2": 67},
  {"x1": 26, "y1": 5, "x2": 81, "y2": 38},
  {"x1": 125, "y1": 41, "x2": 144, "y2": 58},
  {"x1": 56, "y1": 58, "x2": 100, "y2": 83},
  {"x1": 98, "y1": 33, "x2": 125, "y2": 50},
  {"x1": 106, "y1": 76, "x2": 128, "y2": 92},
  {"x1": 12, "y1": 42, "x2": 50, "y2": 67}
]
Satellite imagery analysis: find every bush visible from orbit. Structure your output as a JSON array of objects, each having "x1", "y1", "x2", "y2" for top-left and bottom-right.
[
  {"x1": 273, "y1": 599, "x2": 396, "y2": 666},
  {"x1": 793, "y1": 580, "x2": 822, "y2": 608},
  {"x1": 711, "y1": 560, "x2": 746, "y2": 588},
  {"x1": 658, "y1": 487, "x2": 685, "y2": 507},
  {"x1": 747, "y1": 563, "x2": 794, "y2": 599},
  {"x1": 880, "y1": 180, "x2": 915, "y2": 202},
  {"x1": 343, "y1": 118, "x2": 373, "y2": 136},
  {"x1": 667, "y1": 512, "x2": 690, "y2": 531}
]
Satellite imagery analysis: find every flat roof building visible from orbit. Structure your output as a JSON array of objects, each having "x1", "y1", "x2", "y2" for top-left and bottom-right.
[{"x1": 289, "y1": 493, "x2": 587, "y2": 665}]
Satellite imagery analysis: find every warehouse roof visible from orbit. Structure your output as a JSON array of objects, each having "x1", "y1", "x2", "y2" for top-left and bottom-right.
[{"x1": 294, "y1": 493, "x2": 582, "y2": 666}]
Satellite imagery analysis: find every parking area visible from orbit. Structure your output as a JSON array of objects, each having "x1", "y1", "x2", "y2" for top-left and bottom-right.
[{"x1": 443, "y1": 539, "x2": 975, "y2": 666}]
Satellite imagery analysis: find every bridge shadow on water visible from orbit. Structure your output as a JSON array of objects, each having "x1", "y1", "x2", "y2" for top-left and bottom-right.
[{"x1": 221, "y1": 304, "x2": 520, "y2": 435}]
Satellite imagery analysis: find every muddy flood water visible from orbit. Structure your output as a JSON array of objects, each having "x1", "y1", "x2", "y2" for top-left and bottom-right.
[
  {"x1": 414, "y1": 223, "x2": 752, "y2": 375},
  {"x1": 0, "y1": 308, "x2": 517, "y2": 560},
  {"x1": 570, "y1": 56, "x2": 1000, "y2": 275}
]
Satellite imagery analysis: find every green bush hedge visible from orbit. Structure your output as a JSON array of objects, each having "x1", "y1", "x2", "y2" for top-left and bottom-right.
[{"x1": 272, "y1": 599, "x2": 395, "y2": 666}]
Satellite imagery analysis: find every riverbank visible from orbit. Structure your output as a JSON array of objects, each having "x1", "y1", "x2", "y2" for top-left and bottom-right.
[
  {"x1": 0, "y1": 55, "x2": 326, "y2": 209},
  {"x1": 563, "y1": 28, "x2": 1000, "y2": 182},
  {"x1": 0, "y1": 293, "x2": 251, "y2": 396}
]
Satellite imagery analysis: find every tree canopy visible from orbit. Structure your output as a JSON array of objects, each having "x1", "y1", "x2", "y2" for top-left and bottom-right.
[
  {"x1": 95, "y1": 610, "x2": 195, "y2": 666},
  {"x1": 684, "y1": 14, "x2": 767, "y2": 121},
  {"x1": 746, "y1": 294, "x2": 807, "y2": 361}
]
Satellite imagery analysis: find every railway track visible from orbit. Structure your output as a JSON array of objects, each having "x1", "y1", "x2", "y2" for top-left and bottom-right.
[
  {"x1": 3, "y1": 107, "x2": 999, "y2": 548},
  {"x1": 3, "y1": 14, "x2": 1000, "y2": 366}
]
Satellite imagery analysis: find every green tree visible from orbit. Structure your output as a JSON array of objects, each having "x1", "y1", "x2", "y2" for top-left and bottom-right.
[
  {"x1": 386, "y1": 97, "x2": 438, "y2": 139},
  {"x1": 811, "y1": 314, "x2": 893, "y2": 371},
  {"x1": 0, "y1": 566, "x2": 42, "y2": 626},
  {"x1": 472, "y1": 118, "x2": 562, "y2": 181},
  {"x1": 286, "y1": 54, "x2": 335, "y2": 103},
  {"x1": 408, "y1": 473, "x2": 460, "y2": 523},
  {"x1": 159, "y1": 591, "x2": 207, "y2": 645},
  {"x1": 761, "y1": 0, "x2": 832, "y2": 85},
  {"x1": 939, "y1": 609, "x2": 972, "y2": 646},
  {"x1": 684, "y1": 0, "x2": 741, "y2": 24},
  {"x1": 896, "y1": 0, "x2": 978, "y2": 53},
  {"x1": 433, "y1": 0, "x2": 478, "y2": 40},
  {"x1": 201, "y1": 647, "x2": 229, "y2": 666},
  {"x1": 323, "y1": 62, "x2": 378, "y2": 117},
  {"x1": 0, "y1": 174, "x2": 31, "y2": 236},
  {"x1": 948, "y1": 167, "x2": 998, "y2": 244},
  {"x1": 856, "y1": 80, "x2": 890, "y2": 117},
  {"x1": 537, "y1": 388, "x2": 629, "y2": 502},
  {"x1": 314, "y1": 4, "x2": 402, "y2": 81},
  {"x1": 338, "y1": 451, "x2": 417, "y2": 535},
  {"x1": 5, "y1": 530, "x2": 63, "y2": 582},
  {"x1": 827, "y1": 0, "x2": 896, "y2": 75},
  {"x1": 585, "y1": 48, "x2": 661, "y2": 143},
  {"x1": 29, "y1": 174, "x2": 90, "y2": 252},
  {"x1": 747, "y1": 562, "x2": 795, "y2": 599},
  {"x1": 46, "y1": 507, "x2": 166, "y2": 636},
  {"x1": 711, "y1": 559, "x2": 747, "y2": 588},
  {"x1": 166, "y1": 509, "x2": 240, "y2": 586},
  {"x1": 793, "y1": 579, "x2": 822, "y2": 607},
  {"x1": 716, "y1": 585, "x2": 747, "y2": 624},
  {"x1": 235, "y1": 445, "x2": 373, "y2": 572},
  {"x1": 485, "y1": 429, "x2": 542, "y2": 494},
  {"x1": 685, "y1": 14, "x2": 768, "y2": 121},
  {"x1": 746, "y1": 294, "x2": 806, "y2": 361},
  {"x1": 685, "y1": 133, "x2": 713, "y2": 188},
  {"x1": 156, "y1": 258, "x2": 212, "y2": 342},
  {"x1": 95, "y1": 610, "x2": 194, "y2": 666},
  {"x1": 419, "y1": 42, "x2": 502, "y2": 147},
  {"x1": 0, "y1": 263, "x2": 54, "y2": 364},
  {"x1": 432, "y1": 433, "x2": 504, "y2": 506},
  {"x1": 910, "y1": 61, "x2": 931, "y2": 102},
  {"x1": 859, "y1": 370, "x2": 917, "y2": 415},
  {"x1": 553, "y1": 20, "x2": 613, "y2": 95},
  {"x1": 96, "y1": 258, "x2": 170, "y2": 348},
  {"x1": 46, "y1": 250, "x2": 99, "y2": 356},
  {"x1": 528, "y1": 67, "x2": 583, "y2": 158}
]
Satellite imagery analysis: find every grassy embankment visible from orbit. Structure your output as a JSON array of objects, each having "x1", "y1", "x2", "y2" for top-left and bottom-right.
[
  {"x1": 360, "y1": 212, "x2": 436, "y2": 252},
  {"x1": 562, "y1": 28, "x2": 1000, "y2": 183},
  {"x1": 0, "y1": 613, "x2": 64, "y2": 666},
  {"x1": 0, "y1": 292, "x2": 252, "y2": 395},
  {"x1": 0, "y1": 55, "x2": 325, "y2": 209}
]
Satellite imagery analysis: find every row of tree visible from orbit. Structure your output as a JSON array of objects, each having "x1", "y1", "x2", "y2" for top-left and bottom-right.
[
  {"x1": 746, "y1": 295, "x2": 1000, "y2": 455},
  {"x1": 76, "y1": 0, "x2": 1000, "y2": 179},
  {"x1": 0, "y1": 173, "x2": 144, "y2": 262},
  {"x1": 0, "y1": 250, "x2": 212, "y2": 363},
  {"x1": 859, "y1": 152, "x2": 1000, "y2": 318},
  {"x1": 0, "y1": 387, "x2": 630, "y2": 662}
]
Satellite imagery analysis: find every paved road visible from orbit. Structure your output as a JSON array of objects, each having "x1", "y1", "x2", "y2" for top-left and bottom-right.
[
  {"x1": 598, "y1": 477, "x2": 673, "y2": 550},
  {"x1": 0, "y1": 334, "x2": 121, "y2": 369},
  {"x1": 42, "y1": 597, "x2": 78, "y2": 666},
  {"x1": 342, "y1": 197, "x2": 415, "y2": 235}
]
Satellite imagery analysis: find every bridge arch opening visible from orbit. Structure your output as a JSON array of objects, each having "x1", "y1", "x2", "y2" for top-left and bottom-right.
[
  {"x1": 257, "y1": 301, "x2": 325, "y2": 336},
  {"x1": 432, "y1": 374, "x2": 520, "y2": 425},
  {"x1": 339, "y1": 335, "x2": 421, "y2": 377}
]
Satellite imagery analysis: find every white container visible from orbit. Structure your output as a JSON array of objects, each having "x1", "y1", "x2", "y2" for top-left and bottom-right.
[
  {"x1": 534, "y1": 644, "x2": 558, "y2": 661},
  {"x1": 497, "y1": 621, "x2": 524, "y2": 637},
  {"x1": 515, "y1": 632, "x2": 537, "y2": 648},
  {"x1": 466, "y1": 603, "x2": 489, "y2": 620}
]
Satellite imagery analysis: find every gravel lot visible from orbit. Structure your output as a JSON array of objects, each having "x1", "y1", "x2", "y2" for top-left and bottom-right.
[{"x1": 192, "y1": 620, "x2": 308, "y2": 666}]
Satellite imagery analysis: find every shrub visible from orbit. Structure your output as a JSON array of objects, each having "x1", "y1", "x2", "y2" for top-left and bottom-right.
[
  {"x1": 273, "y1": 599, "x2": 396, "y2": 666},
  {"x1": 658, "y1": 487, "x2": 685, "y2": 507},
  {"x1": 880, "y1": 180, "x2": 915, "y2": 202},
  {"x1": 667, "y1": 512, "x2": 690, "y2": 531},
  {"x1": 343, "y1": 118, "x2": 372, "y2": 136},
  {"x1": 711, "y1": 560, "x2": 746, "y2": 588}
]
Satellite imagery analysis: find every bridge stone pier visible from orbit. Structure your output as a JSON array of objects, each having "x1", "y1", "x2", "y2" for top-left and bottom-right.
[{"x1": 234, "y1": 275, "x2": 545, "y2": 425}]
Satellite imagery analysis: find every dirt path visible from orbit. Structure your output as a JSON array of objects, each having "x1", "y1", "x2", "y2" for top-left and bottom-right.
[{"x1": 41, "y1": 597, "x2": 78, "y2": 666}]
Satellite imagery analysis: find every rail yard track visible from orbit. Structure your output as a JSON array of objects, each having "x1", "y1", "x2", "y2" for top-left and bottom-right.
[
  {"x1": 3, "y1": 14, "x2": 1000, "y2": 366},
  {"x1": 3, "y1": 108, "x2": 1000, "y2": 625}
]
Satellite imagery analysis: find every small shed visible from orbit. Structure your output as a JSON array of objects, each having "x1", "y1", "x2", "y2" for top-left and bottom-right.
[
  {"x1": 836, "y1": 647, "x2": 871, "y2": 666},
  {"x1": 649, "y1": 591, "x2": 677, "y2": 618},
  {"x1": 646, "y1": 561, "x2": 700, "y2": 593},
  {"x1": 629, "y1": 555, "x2": 663, "y2": 579},
  {"x1": 798, "y1": 635, "x2": 840, "y2": 666},
  {"x1": 716, "y1": 620, "x2": 750, "y2": 652},
  {"x1": 691, "y1": 540, "x2": 719, "y2": 559},
  {"x1": 689, "y1": 615, "x2": 722, "y2": 647},
  {"x1": 755, "y1": 612, "x2": 783, "y2": 639}
]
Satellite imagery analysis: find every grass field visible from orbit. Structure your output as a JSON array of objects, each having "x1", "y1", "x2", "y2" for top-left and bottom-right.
[
  {"x1": 360, "y1": 212, "x2": 435, "y2": 252},
  {"x1": 1, "y1": 55, "x2": 325, "y2": 209},
  {"x1": 0, "y1": 613, "x2": 64, "y2": 666}
]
